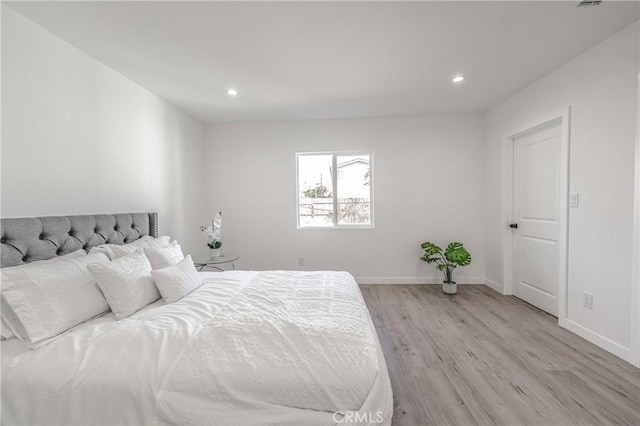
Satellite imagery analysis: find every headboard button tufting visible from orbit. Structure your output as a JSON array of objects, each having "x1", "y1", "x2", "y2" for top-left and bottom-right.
[{"x1": 1, "y1": 212, "x2": 157, "y2": 268}]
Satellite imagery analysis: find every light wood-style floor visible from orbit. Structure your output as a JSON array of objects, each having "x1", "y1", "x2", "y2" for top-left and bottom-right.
[{"x1": 360, "y1": 285, "x2": 640, "y2": 426}]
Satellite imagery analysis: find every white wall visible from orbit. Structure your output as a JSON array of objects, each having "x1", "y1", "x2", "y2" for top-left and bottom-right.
[
  {"x1": 484, "y1": 22, "x2": 639, "y2": 365},
  {"x1": 1, "y1": 6, "x2": 208, "y2": 255},
  {"x1": 205, "y1": 114, "x2": 485, "y2": 284}
]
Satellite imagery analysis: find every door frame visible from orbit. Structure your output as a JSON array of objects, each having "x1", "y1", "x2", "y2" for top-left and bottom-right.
[
  {"x1": 501, "y1": 107, "x2": 570, "y2": 327},
  {"x1": 631, "y1": 73, "x2": 640, "y2": 367}
]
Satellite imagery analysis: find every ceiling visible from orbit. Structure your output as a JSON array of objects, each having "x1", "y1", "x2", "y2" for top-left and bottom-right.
[{"x1": 5, "y1": 1, "x2": 639, "y2": 123}]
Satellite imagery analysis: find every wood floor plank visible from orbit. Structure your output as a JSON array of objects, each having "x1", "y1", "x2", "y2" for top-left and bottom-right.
[
  {"x1": 361, "y1": 284, "x2": 640, "y2": 426},
  {"x1": 440, "y1": 363, "x2": 523, "y2": 426}
]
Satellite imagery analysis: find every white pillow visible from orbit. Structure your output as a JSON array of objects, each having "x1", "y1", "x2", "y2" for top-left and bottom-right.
[
  {"x1": 1, "y1": 249, "x2": 97, "y2": 342},
  {"x1": 127, "y1": 235, "x2": 170, "y2": 249},
  {"x1": 144, "y1": 243, "x2": 184, "y2": 270},
  {"x1": 0, "y1": 252, "x2": 111, "y2": 345},
  {"x1": 151, "y1": 255, "x2": 203, "y2": 303},
  {"x1": 91, "y1": 236, "x2": 171, "y2": 260},
  {"x1": 1, "y1": 248, "x2": 87, "y2": 280},
  {"x1": 1, "y1": 249, "x2": 88, "y2": 340},
  {"x1": 88, "y1": 251, "x2": 160, "y2": 320}
]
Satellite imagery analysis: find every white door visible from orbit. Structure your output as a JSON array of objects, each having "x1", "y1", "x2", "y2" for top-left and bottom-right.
[{"x1": 512, "y1": 123, "x2": 561, "y2": 316}]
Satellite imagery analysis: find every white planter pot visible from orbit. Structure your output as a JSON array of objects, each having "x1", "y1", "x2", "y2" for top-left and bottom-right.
[
  {"x1": 442, "y1": 281, "x2": 457, "y2": 295},
  {"x1": 209, "y1": 248, "x2": 222, "y2": 258}
]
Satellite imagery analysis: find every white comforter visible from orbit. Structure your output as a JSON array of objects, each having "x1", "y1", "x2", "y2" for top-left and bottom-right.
[{"x1": 2, "y1": 271, "x2": 392, "y2": 426}]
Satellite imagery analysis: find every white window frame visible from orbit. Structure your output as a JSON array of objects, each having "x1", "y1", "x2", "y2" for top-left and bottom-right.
[{"x1": 296, "y1": 151, "x2": 374, "y2": 229}]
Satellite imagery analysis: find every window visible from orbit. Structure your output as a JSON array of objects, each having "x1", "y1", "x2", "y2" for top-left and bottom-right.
[{"x1": 296, "y1": 152, "x2": 373, "y2": 228}]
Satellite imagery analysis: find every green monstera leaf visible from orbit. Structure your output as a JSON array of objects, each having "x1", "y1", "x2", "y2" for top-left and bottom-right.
[
  {"x1": 444, "y1": 242, "x2": 471, "y2": 267},
  {"x1": 419, "y1": 241, "x2": 442, "y2": 263}
]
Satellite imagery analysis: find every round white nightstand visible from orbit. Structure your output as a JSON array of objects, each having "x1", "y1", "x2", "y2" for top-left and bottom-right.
[{"x1": 192, "y1": 253, "x2": 239, "y2": 272}]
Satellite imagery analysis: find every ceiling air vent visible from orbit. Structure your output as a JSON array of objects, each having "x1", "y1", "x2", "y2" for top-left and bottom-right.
[{"x1": 577, "y1": 0, "x2": 603, "y2": 7}]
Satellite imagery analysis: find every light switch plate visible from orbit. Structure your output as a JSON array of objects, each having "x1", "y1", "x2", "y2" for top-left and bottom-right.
[{"x1": 570, "y1": 192, "x2": 579, "y2": 208}]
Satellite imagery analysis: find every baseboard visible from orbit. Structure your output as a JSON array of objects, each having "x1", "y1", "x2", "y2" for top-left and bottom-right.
[
  {"x1": 564, "y1": 319, "x2": 638, "y2": 367},
  {"x1": 356, "y1": 276, "x2": 485, "y2": 285},
  {"x1": 483, "y1": 277, "x2": 503, "y2": 293}
]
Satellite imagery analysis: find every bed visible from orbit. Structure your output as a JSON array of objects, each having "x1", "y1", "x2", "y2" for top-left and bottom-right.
[{"x1": 0, "y1": 213, "x2": 393, "y2": 425}]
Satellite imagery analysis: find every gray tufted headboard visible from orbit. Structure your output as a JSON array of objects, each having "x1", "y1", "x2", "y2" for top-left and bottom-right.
[{"x1": 0, "y1": 212, "x2": 158, "y2": 268}]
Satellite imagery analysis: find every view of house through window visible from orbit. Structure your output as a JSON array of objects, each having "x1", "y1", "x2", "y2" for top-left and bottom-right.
[{"x1": 297, "y1": 152, "x2": 372, "y2": 228}]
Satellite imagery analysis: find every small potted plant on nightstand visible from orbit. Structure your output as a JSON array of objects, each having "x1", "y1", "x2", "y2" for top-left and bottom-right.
[{"x1": 420, "y1": 241, "x2": 471, "y2": 295}]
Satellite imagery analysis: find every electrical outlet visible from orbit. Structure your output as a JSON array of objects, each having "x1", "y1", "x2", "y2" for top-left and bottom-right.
[
  {"x1": 583, "y1": 293, "x2": 593, "y2": 309},
  {"x1": 570, "y1": 192, "x2": 579, "y2": 208},
  {"x1": 297, "y1": 257, "x2": 304, "y2": 267}
]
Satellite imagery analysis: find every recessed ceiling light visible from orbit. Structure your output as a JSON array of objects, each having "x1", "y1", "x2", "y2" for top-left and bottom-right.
[
  {"x1": 227, "y1": 88, "x2": 238, "y2": 96},
  {"x1": 452, "y1": 75, "x2": 465, "y2": 84}
]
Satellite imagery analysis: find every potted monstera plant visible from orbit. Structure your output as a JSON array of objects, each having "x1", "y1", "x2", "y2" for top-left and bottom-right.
[{"x1": 420, "y1": 241, "x2": 471, "y2": 294}]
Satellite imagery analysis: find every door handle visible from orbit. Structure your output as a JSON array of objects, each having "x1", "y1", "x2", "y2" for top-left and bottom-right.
[{"x1": 509, "y1": 223, "x2": 518, "y2": 229}]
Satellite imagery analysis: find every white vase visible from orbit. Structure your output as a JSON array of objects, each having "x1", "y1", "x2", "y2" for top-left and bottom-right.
[
  {"x1": 209, "y1": 248, "x2": 221, "y2": 258},
  {"x1": 442, "y1": 281, "x2": 457, "y2": 295}
]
